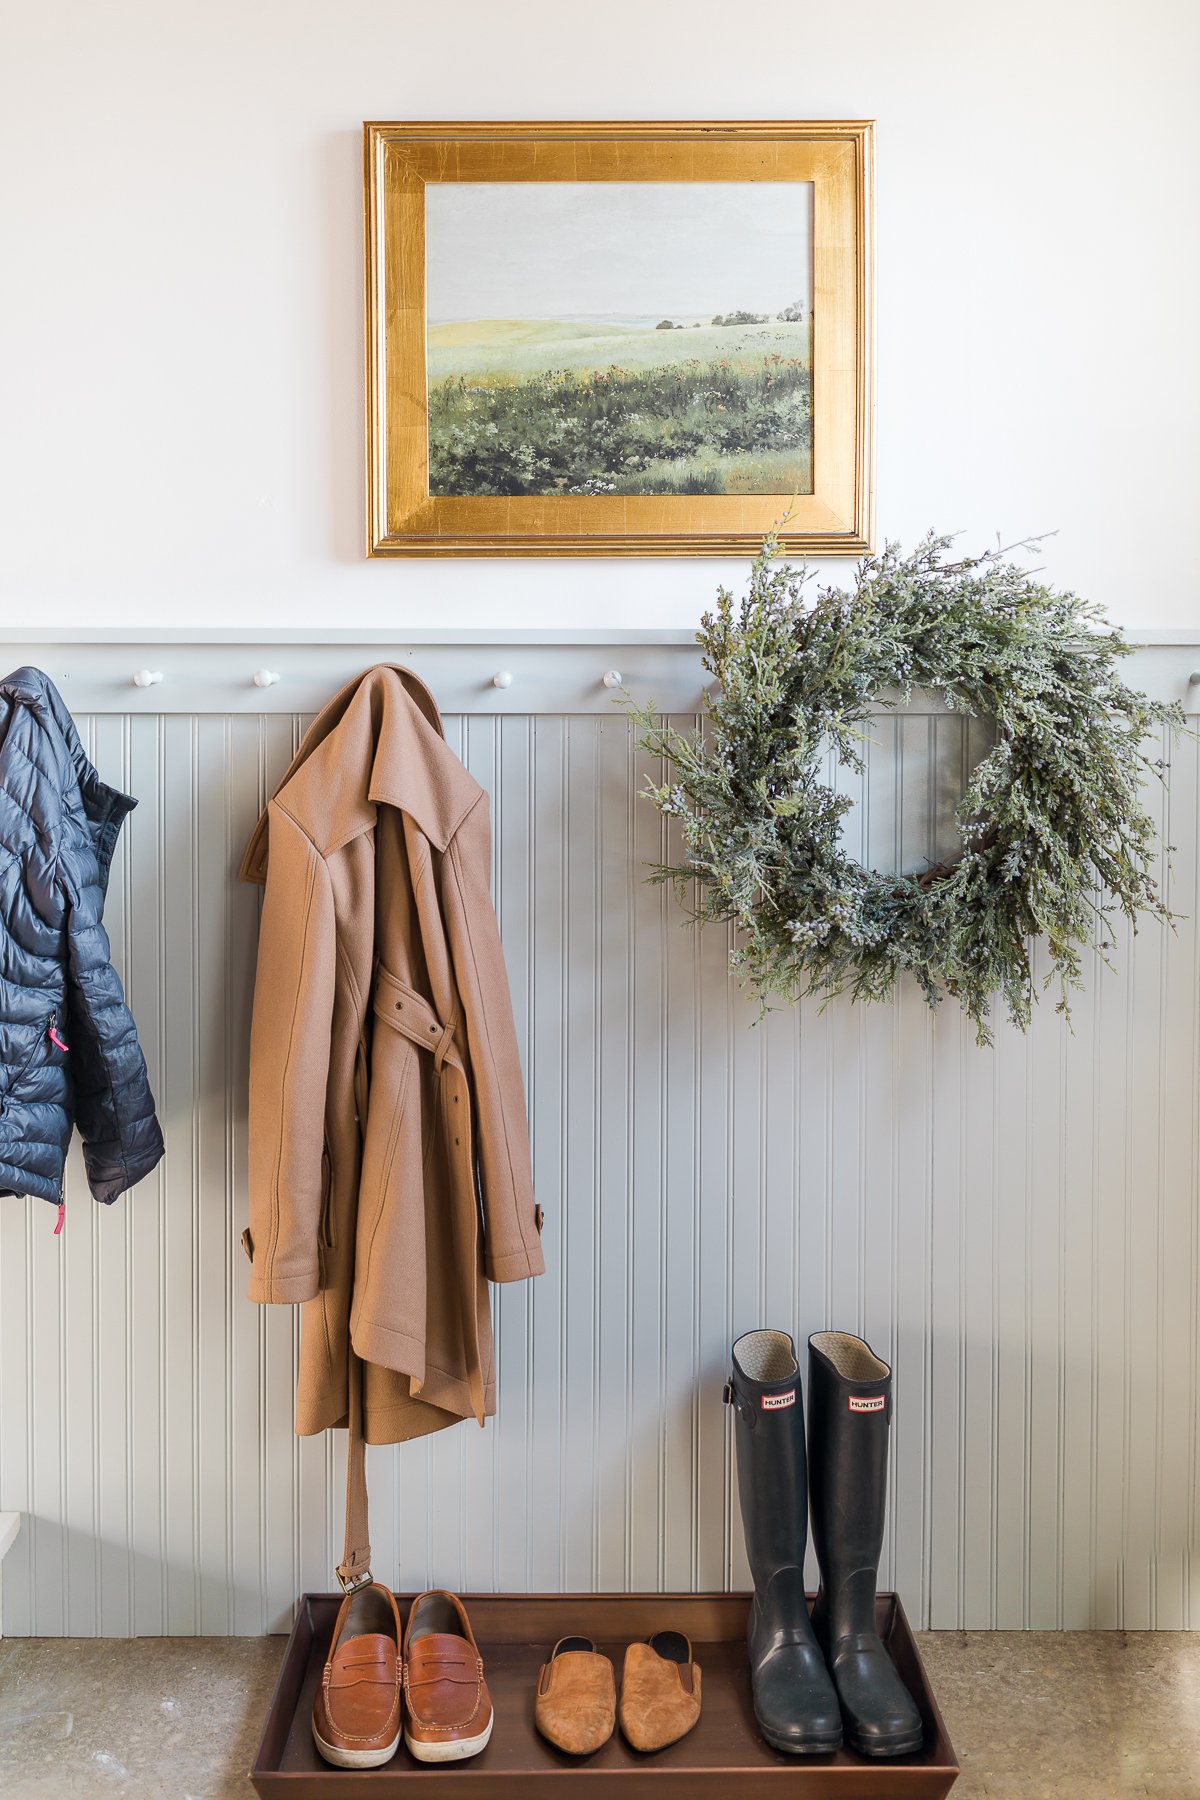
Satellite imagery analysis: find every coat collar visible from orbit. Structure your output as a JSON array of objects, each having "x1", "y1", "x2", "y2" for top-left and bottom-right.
[
  {"x1": 1, "y1": 665, "x2": 136, "y2": 888},
  {"x1": 240, "y1": 664, "x2": 481, "y2": 883}
]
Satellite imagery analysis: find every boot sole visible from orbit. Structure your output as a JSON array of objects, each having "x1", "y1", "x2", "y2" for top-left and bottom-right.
[
  {"x1": 760, "y1": 1723, "x2": 843, "y2": 1757},
  {"x1": 847, "y1": 1728, "x2": 925, "y2": 1759}
]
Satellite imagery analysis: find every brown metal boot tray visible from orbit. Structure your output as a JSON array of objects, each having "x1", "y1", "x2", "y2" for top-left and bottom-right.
[{"x1": 250, "y1": 1591, "x2": 958, "y2": 1798}]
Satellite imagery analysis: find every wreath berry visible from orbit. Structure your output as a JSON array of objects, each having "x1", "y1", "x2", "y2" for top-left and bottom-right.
[{"x1": 635, "y1": 532, "x2": 1183, "y2": 1043}]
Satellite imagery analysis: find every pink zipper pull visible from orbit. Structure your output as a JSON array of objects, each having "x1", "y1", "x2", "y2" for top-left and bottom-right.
[
  {"x1": 48, "y1": 1023, "x2": 69, "y2": 1053},
  {"x1": 53, "y1": 1202, "x2": 65, "y2": 1235}
]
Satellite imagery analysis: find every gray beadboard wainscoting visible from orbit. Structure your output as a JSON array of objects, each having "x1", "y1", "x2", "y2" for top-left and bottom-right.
[{"x1": 1, "y1": 639, "x2": 1198, "y2": 1636}]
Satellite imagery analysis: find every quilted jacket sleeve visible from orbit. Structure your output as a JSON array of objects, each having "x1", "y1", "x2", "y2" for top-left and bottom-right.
[
  {"x1": 443, "y1": 792, "x2": 544, "y2": 1284},
  {"x1": 63, "y1": 872, "x2": 165, "y2": 1205},
  {"x1": 244, "y1": 802, "x2": 336, "y2": 1304}
]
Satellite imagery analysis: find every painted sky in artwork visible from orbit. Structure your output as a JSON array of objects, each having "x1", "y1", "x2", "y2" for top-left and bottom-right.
[{"x1": 424, "y1": 181, "x2": 813, "y2": 323}]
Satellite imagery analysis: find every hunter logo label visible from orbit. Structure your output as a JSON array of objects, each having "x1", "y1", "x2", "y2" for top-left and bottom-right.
[
  {"x1": 762, "y1": 1390, "x2": 796, "y2": 1411},
  {"x1": 849, "y1": 1394, "x2": 886, "y2": 1413}
]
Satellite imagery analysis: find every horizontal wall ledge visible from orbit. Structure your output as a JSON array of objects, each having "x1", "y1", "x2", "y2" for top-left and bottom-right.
[{"x1": 0, "y1": 637, "x2": 1196, "y2": 714}]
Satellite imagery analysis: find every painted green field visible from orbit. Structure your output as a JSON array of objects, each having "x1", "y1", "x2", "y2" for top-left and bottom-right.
[
  {"x1": 426, "y1": 316, "x2": 813, "y2": 497},
  {"x1": 427, "y1": 317, "x2": 811, "y2": 382}
]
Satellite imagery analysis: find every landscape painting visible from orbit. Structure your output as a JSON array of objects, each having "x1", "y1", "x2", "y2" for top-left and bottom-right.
[{"x1": 424, "y1": 181, "x2": 813, "y2": 499}]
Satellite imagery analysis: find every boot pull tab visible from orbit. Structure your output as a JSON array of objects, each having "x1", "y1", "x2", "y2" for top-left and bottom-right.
[{"x1": 724, "y1": 1379, "x2": 759, "y2": 1427}]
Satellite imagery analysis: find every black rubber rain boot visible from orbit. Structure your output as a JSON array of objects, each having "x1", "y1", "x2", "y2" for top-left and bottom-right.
[
  {"x1": 725, "y1": 1329, "x2": 842, "y2": 1756},
  {"x1": 807, "y1": 1331, "x2": 924, "y2": 1758}
]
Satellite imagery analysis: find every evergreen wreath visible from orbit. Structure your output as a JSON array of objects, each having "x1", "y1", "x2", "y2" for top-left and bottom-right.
[{"x1": 634, "y1": 531, "x2": 1184, "y2": 1043}]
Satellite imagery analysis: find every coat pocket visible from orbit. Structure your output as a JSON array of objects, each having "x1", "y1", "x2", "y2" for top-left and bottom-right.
[
  {"x1": 0, "y1": 1011, "x2": 61, "y2": 1111},
  {"x1": 319, "y1": 1144, "x2": 334, "y2": 1247},
  {"x1": 316, "y1": 1145, "x2": 334, "y2": 1290}
]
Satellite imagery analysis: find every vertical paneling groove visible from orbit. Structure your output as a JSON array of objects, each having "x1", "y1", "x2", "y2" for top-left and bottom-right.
[
  {"x1": 222, "y1": 717, "x2": 235, "y2": 1628},
  {"x1": 1089, "y1": 925, "x2": 1105, "y2": 1625},
  {"x1": 1, "y1": 702, "x2": 1199, "y2": 1635},
  {"x1": 153, "y1": 714, "x2": 168, "y2": 1633},
  {"x1": 623, "y1": 721, "x2": 636, "y2": 1595},
  {"x1": 120, "y1": 717, "x2": 135, "y2": 1635},
  {"x1": 189, "y1": 719, "x2": 200, "y2": 1630},
  {"x1": 1187, "y1": 730, "x2": 1200, "y2": 1629}
]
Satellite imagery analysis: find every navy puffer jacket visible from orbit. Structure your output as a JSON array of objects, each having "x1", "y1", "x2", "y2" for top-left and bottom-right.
[{"x1": 0, "y1": 667, "x2": 164, "y2": 1206}]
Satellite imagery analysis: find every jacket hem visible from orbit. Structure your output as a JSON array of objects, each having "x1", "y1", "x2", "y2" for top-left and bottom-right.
[
  {"x1": 86, "y1": 1134, "x2": 166, "y2": 1205},
  {"x1": 247, "y1": 1267, "x2": 320, "y2": 1304},
  {"x1": 485, "y1": 1241, "x2": 545, "y2": 1282},
  {"x1": 0, "y1": 1176, "x2": 63, "y2": 1205},
  {"x1": 350, "y1": 1315, "x2": 493, "y2": 1424},
  {"x1": 295, "y1": 1391, "x2": 498, "y2": 1445},
  {"x1": 364, "y1": 1385, "x2": 496, "y2": 1441}
]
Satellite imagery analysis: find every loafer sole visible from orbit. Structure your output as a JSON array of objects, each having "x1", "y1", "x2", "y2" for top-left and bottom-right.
[
  {"x1": 311, "y1": 1719, "x2": 401, "y2": 1769},
  {"x1": 405, "y1": 1712, "x2": 494, "y2": 1763}
]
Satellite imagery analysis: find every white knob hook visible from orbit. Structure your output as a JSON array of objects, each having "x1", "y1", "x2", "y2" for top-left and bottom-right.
[
  {"x1": 132, "y1": 669, "x2": 163, "y2": 689},
  {"x1": 1189, "y1": 672, "x2": 1200, "y2": 687},
  {"x1": 602, "y1": 669, "x2": 623, "y2": 690},
  {"x1": 253, "y1": 668, "x2": 281, "y2": 688},
  {"x1": 492, "y1": 670, "x2": 514, "y2": 690}
]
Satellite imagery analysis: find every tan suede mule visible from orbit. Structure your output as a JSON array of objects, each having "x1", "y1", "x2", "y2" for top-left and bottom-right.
[
  {"x1": 534, "y1": 1636, "x2": 617, "y2": 1755},
  {"x1": 618, "y1": 1631, "x2": 702, "y2": 1752}
]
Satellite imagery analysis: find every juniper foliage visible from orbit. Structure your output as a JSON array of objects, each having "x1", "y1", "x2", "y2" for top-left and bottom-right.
[{"x1": 634, "y1": 532, "x2": 1184, "y2": 1042}]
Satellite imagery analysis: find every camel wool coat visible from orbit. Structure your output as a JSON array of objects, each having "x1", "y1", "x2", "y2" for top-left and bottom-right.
[{"x1": 239, "y1": 665, "x2": 544, "y2": 1445}]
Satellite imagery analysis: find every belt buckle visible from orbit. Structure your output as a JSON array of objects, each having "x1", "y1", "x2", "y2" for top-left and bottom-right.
[{"x1": 336, "y1": 1565, "x2": 373, "y2": 1595}]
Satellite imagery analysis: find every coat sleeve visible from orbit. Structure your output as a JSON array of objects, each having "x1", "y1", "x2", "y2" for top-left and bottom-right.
[
  {"x1": 244, "y1": 802, "x2": 336, "y2": 1304},
  {"x1": 443, "y1": 794, "x2": 545, "y2": 1283},
  {"x1": 63, "y1": 873, "x2": 165, "y2": 1205}
]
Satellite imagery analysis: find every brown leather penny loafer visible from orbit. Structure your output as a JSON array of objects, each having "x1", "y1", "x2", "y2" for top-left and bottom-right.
[
  {"x1": 619, "y1": 1630, "x2": 702, "y2": 1752},
  {"x1": 403, "y1": 1590, "x2": 494, "y2": 1764},
  {"x1": 311, "y1": 1582, "x2": 403, "y2": 1769},
  {"x1": 534, "y1": 1636, "x2": 617, "y2": 1755}
]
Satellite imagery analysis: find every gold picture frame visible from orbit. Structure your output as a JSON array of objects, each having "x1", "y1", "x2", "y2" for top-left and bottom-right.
[{"x1": 364, "y1": 120, "x2": 875, "y2": 557}]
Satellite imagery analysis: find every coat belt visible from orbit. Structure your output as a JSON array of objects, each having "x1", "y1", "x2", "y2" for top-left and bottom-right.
[
  {"x1": 339, "y1": 967, "x2": 486, "y2": 1580},
  {"x1": 367, "y1": 961, "x2": 485, "y2": 1431},
  {"x1": 373, "y1": 963, "x2": 460, "y2": 1075}
]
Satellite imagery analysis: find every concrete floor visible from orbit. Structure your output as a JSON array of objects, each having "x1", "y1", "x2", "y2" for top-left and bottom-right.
[{"x1": 1, "y1": 1629, "x2": 1198, "y2": 1797}]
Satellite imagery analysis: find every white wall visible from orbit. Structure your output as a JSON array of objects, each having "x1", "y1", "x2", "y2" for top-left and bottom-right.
[{"x1": 1, "y1": 0, "x2": 1198, "y2": 631}]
